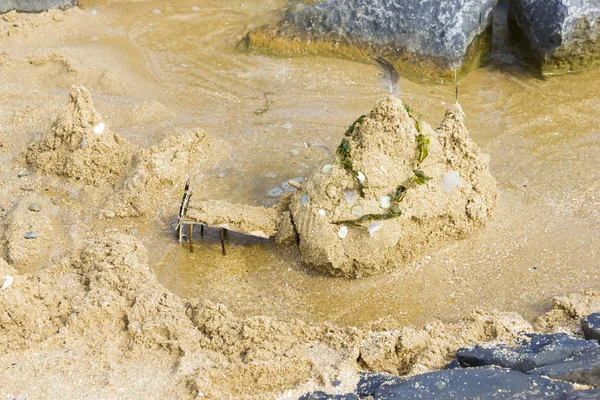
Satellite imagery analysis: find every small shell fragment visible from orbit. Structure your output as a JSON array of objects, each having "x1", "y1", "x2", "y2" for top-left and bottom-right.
[
  {"x1": 378, "y1": 196, "x2": 391, "y2": 209},
  {"x1": 442, "y1": 170, "x2": 462, "y2": 193},
  {"x1": 337, "y1": 225, "x2": 348, "y2": 239},
  {"x1": 300, "y1": 194, "x2": 309, "y2": 206},
  {"x1": 318, "y1": 209, "x2": 326, "y2": 217},
  {"x1": 267, "y1": 187, "x2": 284, "y2": 197},
  {"x1": 24, "y1": 232, "x2": 37, "y2": 239},
  {"x1": 368, "y1": 221, "x2": 383, "y2": 238},
  {"x1": 351, "y1": 205, "x2": 363, "y2": 216},
  {"x1": 321, "y1": 164, "x2": 333, "y2": 174},
  {"x1": 93, "y1": 122, "x2": 105, "y2": 134},
  {"x1": 325, "y1": 184, "x2": 337, "y2": 199},
  {"x1": 344, "y1": 190, "x2": 357, "y2": 204},
  {"x1": 356, "y1": 171, "x2": 366, "y2": 183},
  {"x1": 1, "y1": 276, "x2": 13, "y2": 290}
]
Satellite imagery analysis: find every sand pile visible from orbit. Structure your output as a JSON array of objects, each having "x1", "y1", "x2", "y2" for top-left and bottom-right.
[
  {"x1": 287, "y1": 96, "x2": 497, "y2": 277},
  {"x1": 2, "y1": 195, "x2": 68, "y2": 274},
  {"x1": 26, "y1": 85, "x2": 133, "y2": 186},
  {"x1": 0, "y1": 234, "x2": 537, "y2": 399},
  {"x1": 103, "y1": 128, "x2": 229, "y2": 217}
]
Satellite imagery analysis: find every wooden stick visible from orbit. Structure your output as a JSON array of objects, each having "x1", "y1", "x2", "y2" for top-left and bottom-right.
[
  {"x1": 188, "y1": 224, "x2": 193, "y2": 253},
  {"x1": 220, "y1": 228, "x2": 226, "y2": 255}
]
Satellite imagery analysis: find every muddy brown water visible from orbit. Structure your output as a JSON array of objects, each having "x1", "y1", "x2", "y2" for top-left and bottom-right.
[{"x1": 1, "y1": 0, "x2": 598, "y2": 328}]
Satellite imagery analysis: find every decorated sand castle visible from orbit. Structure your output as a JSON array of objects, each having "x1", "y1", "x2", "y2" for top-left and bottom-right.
[{"x1": 284, "y1": 96, "x2": 497, "y2": 277}]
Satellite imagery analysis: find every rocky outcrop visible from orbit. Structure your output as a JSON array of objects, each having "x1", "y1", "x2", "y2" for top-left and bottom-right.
[
  {"x1": 246, "y1": 0, "x2": 496, "y2": 82},
  {"x1": 0, "y1": 0, "x2": 77, "y2": 13},
  {"x1": 508, "y1": 0, "x2": 600, "y2": 76}
]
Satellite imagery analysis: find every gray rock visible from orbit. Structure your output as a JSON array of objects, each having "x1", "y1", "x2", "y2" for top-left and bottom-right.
[
  {"x1": 247, "y1": 0, "x2": 497, "y2": 82},
  {"x1": 0, "y1": 0, "x2": 77, "y2": 13},
  {"x1": 508, "y1": 0, "x2": 600, "y2": 75},
  {"x1": 356, "y1": 372, "x2": 403, "y2": 397},
  {"x1": 529, "y1": 346, "x2": 600, "y2": 387},
  {"x1": 456, "y1": 333, "x2": 599, "y2": 372},
  {"x1": 582, "y1": 313, "x2": 600, "y2": 341},
  {"x1": 24, "y1": 232, "x2": 38, "y2": 239},
  {"x1": 298, "y1": 391, "x2": 358, "y2": 400},
  {"x1": 567, "y1": 388, "x2": 600, "y2": 399},
  {"x1": 374, "y1": 366, "x2": 574, "y2": 399}
]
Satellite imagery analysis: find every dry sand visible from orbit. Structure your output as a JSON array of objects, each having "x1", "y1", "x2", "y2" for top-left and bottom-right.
[{"x1": 0, "y1": 3, "x2": 598, "y2": 399}]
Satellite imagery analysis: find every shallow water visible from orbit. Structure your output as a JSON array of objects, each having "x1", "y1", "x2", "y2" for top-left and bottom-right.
[{"x1": 2, "y1": 0, "x2": 599, "y2": 327}]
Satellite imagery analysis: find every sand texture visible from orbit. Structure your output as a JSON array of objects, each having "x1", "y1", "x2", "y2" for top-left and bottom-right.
[{"x1": 0, "y1": 234, "x2": 553, "y2": 399}]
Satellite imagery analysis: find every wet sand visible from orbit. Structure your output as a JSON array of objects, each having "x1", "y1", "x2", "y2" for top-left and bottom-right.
[{"x1": 0, "y1": 1, "x2": 599, "y2": 398}]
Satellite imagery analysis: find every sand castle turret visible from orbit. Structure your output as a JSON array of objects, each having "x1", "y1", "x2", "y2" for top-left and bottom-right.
[{"x1": 26, "y1": 85, "x2": 132, "y2": 185}]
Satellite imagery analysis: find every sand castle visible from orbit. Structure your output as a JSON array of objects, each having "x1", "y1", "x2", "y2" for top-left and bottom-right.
[
  {"x1": 181, "y1": 96, "x2": 497, "y2": 277},
  {"x1": 26, "y1": 85, "x2": 133, "y2": 186}
]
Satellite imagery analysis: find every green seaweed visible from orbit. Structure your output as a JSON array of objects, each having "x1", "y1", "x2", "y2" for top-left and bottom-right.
[
  {"x1": 342, "y1": 204, "x2": 402, "y2": 225},
  {"x1": 413, "y1": 169, "x2": 432, "y2": 185},
  {"x1": 416, "y1": 117, "x2": 423, "y2": 132},
  {"x1": 345, "y1": 114, "x2": 366, "y2": 136},
  {"x1": 336, "y1": 138, "x2": 353, "y2": 171},
  {"x1": 416, "y1": 134, "x2": 430, "y2": 163},
  {"x1": 404, "y1": 104, "x2": 414, "y2": 118},
  {"x1": 393, "y1": 185, "x2": 407, "y2": 202}
]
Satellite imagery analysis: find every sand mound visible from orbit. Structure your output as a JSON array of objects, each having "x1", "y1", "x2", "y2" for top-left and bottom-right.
[
  {"x1": 535, "y1": 290, "x2": 600, "y2": 334},
  {"x1": 103, "y1": 128, "x2": 229, "y2": 217},
  {"x1": 26, "y1": 85, "x2": 133, "y2": 186},
  {"x1": 287, "y1": 96, "x2": 497, "y2": 277},
  {"x1": 2, "y1": 195, "x2": 69, "y2": 274},
  {"x1": 0, "y1": 233, "x2": 533, "y2": 398}
]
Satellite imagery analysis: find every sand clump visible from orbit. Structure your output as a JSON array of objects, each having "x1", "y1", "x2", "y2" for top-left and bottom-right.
[
  {"x1": 103, "y1": 128, "x2": 229, "y2": 217},
  {"x1": 0, "y1": 233, "x2": 541, "y2": 399},
  {"x1": 287, "y1": 96, "x2": 497, "y2": 277},
  {"x1": 535, "y1": 290, "x2": 600, "y2": 334},
  {"x1": 26, "y1": 85, "x2": 133, "y2": 186},
  {"x1": 2, "y1": 195, "x2": 69, "y2": 274}
]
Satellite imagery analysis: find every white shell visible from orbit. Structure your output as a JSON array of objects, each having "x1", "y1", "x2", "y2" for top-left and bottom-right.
[
  {"x1": 368, "y1": 222, "x2": 383, "y2": 238},
  {"x1": 356, "y1": 171, "x2": 366, "y2": 183},
  {"x1": 337, "y1": 226, "x2": 348, "y2": 239},
  {"x1": 318, "y1": 209, "x2": 326, "y2": 217},
  {"x1": 351, "y1": 205, "x2": 363, "y2": 216},
  {"x1": 93, "y1": 122, "x2": 105, "y2": 134},
  {"x1": 1, "y1": 276, "x2": 13, "y2": 290},
  {"x1": 344, "y1": 190, "x2": 357, "y2": 204},
  {"x1": 441, "y1": 170, "x2": 463, "y2": 193},
  {"x1": 378, "y1": 196, "x2": 391, "y2": 209},
  {"x1": 321, "y1": 164, "x2": 333, "y2": 174}
]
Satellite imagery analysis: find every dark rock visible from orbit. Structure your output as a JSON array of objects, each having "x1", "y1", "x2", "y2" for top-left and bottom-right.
[
  {"x1": 356, "y1": 372, "x2": 403, "y2": 397},
  {"x1": 508, "y1": 0, "x2": 600, "y2": 76},
  {"x1": 567, "y1": 388, "x2": 600, "y2": 399},
  {"x1": 456, "y1": 333, "x2": 599, "y2": 372},
  {"x1": 582, "y1": 313, "x2": 600, "y2": 341},
  {"x1": 529, "y1": 346, "x2": 600, "y2": 387},
  {"x1": 443, "y1": 359, "x2": 462, "y2": 370},
  {"x1": 246, "y1": 0, "x2": 497, "y2": 82},
  {"x1": 374, "y1": 366, "x2": 574, "y2": 399},
  {"x1": 0, "y1": 0, "x2": 77, "y2": 13},
  {"x1": 298, "y1": 391, "x2": 358, "y2": 400}
]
